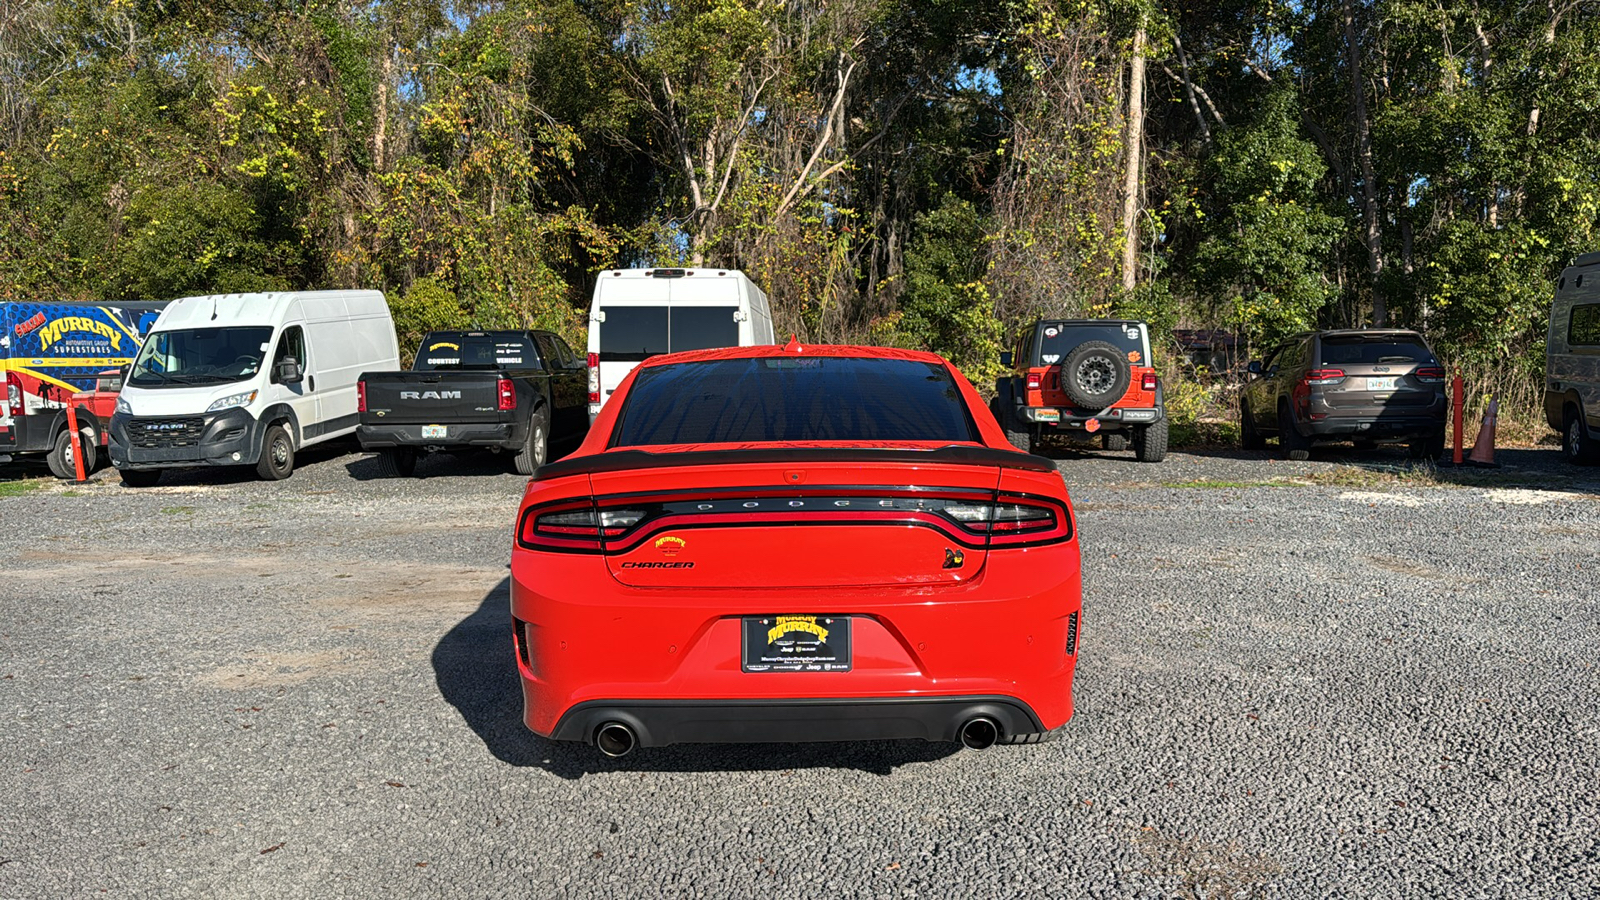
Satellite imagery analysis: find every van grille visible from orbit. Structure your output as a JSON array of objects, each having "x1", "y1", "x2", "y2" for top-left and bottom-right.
[{"x1": 130, "y1": 418, "x2": 205, "y2": 449}]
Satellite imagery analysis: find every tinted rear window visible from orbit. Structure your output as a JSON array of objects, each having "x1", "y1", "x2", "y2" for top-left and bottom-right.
[
  {"x1": 599, "y1": 307, "x2": 668, "y2": 362},
  {"x1": 1035, "y1": 323, "x2": 1145, "y2": 364},
  {"x1": 669, "y1": 306, "x2": 740, "y2": 352},
  {"x1": 413, "y1": 334, "x2": 537, "y2": 369},
  {"x1": 611, "y1": 357, "x2": 977, "y2": 445},
  {"x1": 1318, "y1": 335, "x2": 1435, "y2": 365}
]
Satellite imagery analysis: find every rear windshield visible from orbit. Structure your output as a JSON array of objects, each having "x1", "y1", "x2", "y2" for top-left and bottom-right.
[
  {"x1": 413, "y1": 335, "x2": 536, "y2": 370},
  {"x1": 1318, "y1": 335, "x2": 1435, "y2": 366},
  {"x1": 599, "y1": 306, "x2": 739, "y2": 362},
  {"x1": 1035, "y1": 323, "x2": 1145, "y2": 365},
  {"x1": 611, "y1": 357, "x2": 977, "y2": 445}
]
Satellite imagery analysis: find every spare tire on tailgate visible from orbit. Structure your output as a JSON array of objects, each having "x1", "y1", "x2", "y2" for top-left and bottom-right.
[{"x1": 1060, "y1": 340, "x2": 1131, "y2": 409}]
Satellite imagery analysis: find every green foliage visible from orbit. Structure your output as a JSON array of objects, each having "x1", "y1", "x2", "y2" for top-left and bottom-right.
[
  {"x1": 390, "y1": 276, "x2": 466, "y2": 361},
  {"x1": 890, "y1": 196, "x2": 1005, "y2": 382},
  {"x1": 1190, "y1": 87, "x2": 1339, "y2": 347}
]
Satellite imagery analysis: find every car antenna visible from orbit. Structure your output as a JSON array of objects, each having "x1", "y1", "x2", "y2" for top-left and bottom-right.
[{"x1": 210, "y1": 295, "x2": 218, "y2": 320}]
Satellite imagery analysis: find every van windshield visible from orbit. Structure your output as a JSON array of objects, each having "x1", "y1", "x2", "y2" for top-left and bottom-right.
[{"x1": 128, "y1": 327, "x2": 274, "y2": 387}]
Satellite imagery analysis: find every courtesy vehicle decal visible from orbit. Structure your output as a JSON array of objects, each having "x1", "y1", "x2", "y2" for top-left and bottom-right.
[
  {"x1": 428, "y1": 341, "x2": 461, "y2": 351},
  {"x1": 654, "y1": 535, "x2": 685, "y2": 556}
]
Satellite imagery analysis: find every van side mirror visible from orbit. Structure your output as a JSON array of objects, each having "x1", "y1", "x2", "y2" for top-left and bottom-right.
[
  {"x1": 276, "y1": 356, "x2": 303, "y2": 385},
  {"x1": 999, "y1": 351, "x2": 1014, "y2": 368},
  {"x1": 1247, "y1": 360, "x2": 1262, "y2": 375}
]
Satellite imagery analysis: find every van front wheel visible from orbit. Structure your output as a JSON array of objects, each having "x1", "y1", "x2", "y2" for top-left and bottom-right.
[{"x1": 256, "y1": 424, "x2": 295, "y2": 480}]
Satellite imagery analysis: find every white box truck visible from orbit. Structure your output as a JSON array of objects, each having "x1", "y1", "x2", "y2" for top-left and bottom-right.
[
  {"x1": 109, "y1": 290, "x2": 399, "y2": 484},
  {"x1": 585, "y1": 268, "x2": 775, "y2": 421}
]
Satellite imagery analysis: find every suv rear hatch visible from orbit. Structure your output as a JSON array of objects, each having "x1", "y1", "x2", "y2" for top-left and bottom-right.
[{"x1": 1313, "y1": 334, "x2": 1443, "y2": 413}]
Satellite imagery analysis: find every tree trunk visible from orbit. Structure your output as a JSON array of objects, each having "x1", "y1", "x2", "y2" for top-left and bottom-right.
[
  {"x1": 373, "y1": 46, "x2": 392, "y2": 172},
  {"x1": 1343, "y1": 0, "x2": 1385, "y2": 326},
  {"x1": 1120, "y1": 20, "x2": 1146, "y2": 294}
]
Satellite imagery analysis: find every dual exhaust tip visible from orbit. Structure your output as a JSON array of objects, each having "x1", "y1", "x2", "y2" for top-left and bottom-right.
[{"x1": 592, "y1": 715, "x2": 1002, "y2": 756}]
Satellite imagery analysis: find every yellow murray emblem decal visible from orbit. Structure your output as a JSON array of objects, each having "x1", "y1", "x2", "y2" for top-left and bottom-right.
[
  {"x1": 654, "y1": 535, "x2": 686, "y2": 556},
  {"x1": 768, "y1": 615, "x2": 828, "y2": 645}
]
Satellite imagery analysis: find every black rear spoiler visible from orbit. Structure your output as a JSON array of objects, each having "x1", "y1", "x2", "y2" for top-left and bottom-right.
[{"x1": 533, "y1": 445, "x2": 1056, "y2": 480}]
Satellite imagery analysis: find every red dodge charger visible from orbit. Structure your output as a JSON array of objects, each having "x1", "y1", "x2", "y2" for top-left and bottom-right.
[{"x1": 510, "y1": 342, "x2": 1081, "y2": 756}]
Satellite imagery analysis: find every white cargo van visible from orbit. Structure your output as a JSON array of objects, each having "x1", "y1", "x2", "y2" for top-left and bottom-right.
[
  {"x1": 585, "y1": 268, "x2": 775, "y2": 421},
  {"x1": 1546, "y1": 252, "x2": 1600, "y2": 464},
  {"x1": 109, "y1": 290, "x2": 399, "y2": 484}
]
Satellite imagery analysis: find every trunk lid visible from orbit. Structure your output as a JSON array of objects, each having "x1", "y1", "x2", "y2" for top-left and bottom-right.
[
  {"x1": 582, "y1": 455, "x2": 1011, "y2": 589},
  {"x1": 1314, "y1": 334, "x2": 1442, "y2": 412}
]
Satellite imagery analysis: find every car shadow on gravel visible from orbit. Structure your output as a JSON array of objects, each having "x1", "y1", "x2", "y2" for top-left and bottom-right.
[{"x1": 434, "y1": 578, "x2": 959, "y2": 779}]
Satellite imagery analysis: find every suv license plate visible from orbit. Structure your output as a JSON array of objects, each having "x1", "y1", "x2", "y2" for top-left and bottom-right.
[
  {"x1": 1034, "y1": 409, "x2": 1061, "y2": 423},
  {"x1": 1366, "y1": 376, "x2": 1398, "y2": 391},
  {"x1": 421, "y1": 425, "x2": 448, "y2": 439},
  {"x1": 742, "y1": 615, "x2": 852, "y2": 673}
]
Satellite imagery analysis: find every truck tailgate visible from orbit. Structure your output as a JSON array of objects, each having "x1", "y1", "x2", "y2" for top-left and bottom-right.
[{"x1": 360, "y1": 372, "x2": 504, "y2": 423}]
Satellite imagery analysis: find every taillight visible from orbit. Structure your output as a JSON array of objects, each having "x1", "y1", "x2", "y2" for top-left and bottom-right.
[
  {"x1": 356, "y1": 380, "x2": 367, "y2": 413},
  {"x1": 497, "y1": 377, "x2": 515, "y2": 411},
  {"x1": 1141, "y1": 372, "x2": 1157, "y2": 391},
  {"x1": 1026, "y1": 371, "x2": 1042, "y2": 391},
  {"x1": 5, "y1": 372, "x2": 21, "y2": 417},
  {"x1": 1414, "y1": 366, "x2": 1446, "y2": 384},
  {"x1": 1302, "y1": 368, "x2": 1346, "y2": 386},
  {"x1": 518, "y1": 502, "x2": 647, "y2": 553},
  {"x1": 587, "y1": 352, "x2": 600, "y2": 404},
  {"x1": 938, "y1": 495, "x2": 1073, "y2": 545}
]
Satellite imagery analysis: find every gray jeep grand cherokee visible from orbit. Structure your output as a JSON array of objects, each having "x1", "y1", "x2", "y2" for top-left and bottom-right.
[{"x1": 1240, "y1": 329, "x2": 1448, "y2": 460}]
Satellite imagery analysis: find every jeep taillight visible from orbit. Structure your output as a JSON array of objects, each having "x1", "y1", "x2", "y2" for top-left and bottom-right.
[
  {"x1": 497, "y1": 377, "x2": 515, "y2": 411},
  {"x1": 1415, "y1": 366, "x2": 1446, "y2": 384},
  {"x1": 1303, "y1": 368, "x2": 1346, "y2": 386},
  {"x1": 5, "y1": 372, "x2": 21, "y2": 417},
  {"x1": 1141, "y1": 372, "x2": 1157, "y2": 391},
  {"x1": 587, "y1": 352, "x2": 600, "y2": 404},
  {"x1": 1026, "y1": 371, "x2": 1042, "y2": 391},
  {"x1": 356, "y1": 380, "x2": 367, "y2": 413},
  {"x1": 518, "y1": 502, "x2": 646, "y2": 553}
]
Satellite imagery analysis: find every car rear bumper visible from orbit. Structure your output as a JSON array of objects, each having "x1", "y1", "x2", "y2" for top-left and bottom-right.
[
  {"x1": 357, "y1": 421, "x2": 516, "y2": 449},
  {"x1": 1022, "y1": 406, "x2": 1162, "y2": 432},
  {"x1": 510, "y1": 550, "x2": 1080, "y2": 745},
  {"x1": 1301, "y1": 414, "x2": 1443, "y2": 440},
  {"x1": 548, "y1": 696, "x2": 1045, "y2": 747}
]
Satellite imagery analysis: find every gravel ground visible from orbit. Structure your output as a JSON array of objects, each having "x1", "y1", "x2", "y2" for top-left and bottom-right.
[{"x1": 2, "y1": 440, "x2": 1598, "y2": 898}]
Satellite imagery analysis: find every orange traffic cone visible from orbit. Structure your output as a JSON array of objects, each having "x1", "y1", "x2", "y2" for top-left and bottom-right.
[{"x1": 1467, "y1": 397, "x2": 1500, "y2": 467}]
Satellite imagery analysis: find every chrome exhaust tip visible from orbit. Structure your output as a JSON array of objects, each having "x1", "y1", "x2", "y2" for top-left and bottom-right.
[
  {"x1": 959, "y1": 716, "x2": 999, "y2": 750},
  {"x1": 594, "y1": 722, "x2": 637, "y2": 758}
]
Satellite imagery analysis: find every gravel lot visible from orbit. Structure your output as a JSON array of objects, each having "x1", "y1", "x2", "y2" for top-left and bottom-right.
[{"x1": 2, "y1": 440, "x2": 1598, "y2": 898}]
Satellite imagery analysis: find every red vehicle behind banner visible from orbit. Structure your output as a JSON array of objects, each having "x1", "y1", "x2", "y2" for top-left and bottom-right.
[{"x1": 510, "y1": 341, "x2": 1082, "y2": 757}]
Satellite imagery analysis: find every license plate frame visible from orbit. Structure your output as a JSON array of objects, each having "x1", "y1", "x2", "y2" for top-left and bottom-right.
[
  {"x1": 741, "y1": 615, "x2": 852, "y2": 673},
  {"x1": 421, "y1": 424, "x2": 448, "y2": 439},
  {"x1": 1366, "y1": 376, "x2": 1398, "y2": 392}
]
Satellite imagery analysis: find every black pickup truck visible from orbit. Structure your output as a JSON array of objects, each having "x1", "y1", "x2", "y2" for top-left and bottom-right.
[{"x1": 357, "y1": 330, "x2": 588, "y2": 476}]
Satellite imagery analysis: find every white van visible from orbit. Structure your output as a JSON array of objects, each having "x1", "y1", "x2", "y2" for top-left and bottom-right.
[
  {"x1": 585, "y1": 268, "x2": 774, "y2": 421},
  {"x1": 109, "y1": 290, "x2": 399, "y2": 484},
  {"x1": 1546, "y1": 252, "x2": 1600, "y2": 464}
]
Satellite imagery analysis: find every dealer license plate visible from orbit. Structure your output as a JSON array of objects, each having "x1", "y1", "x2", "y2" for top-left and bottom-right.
[
  {"x1": 1034, "y1": 409, "x2": 1061, "y2": 423},
  {"x1": 421, "y1": 425, "x2": 448, "y2": 439},
  {"x1": 1366, "y1": 376, "x2": 1398, "y2": 391},
  {"x1": 741, "y1": 615, "x2": 852, "y2": 673}
]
